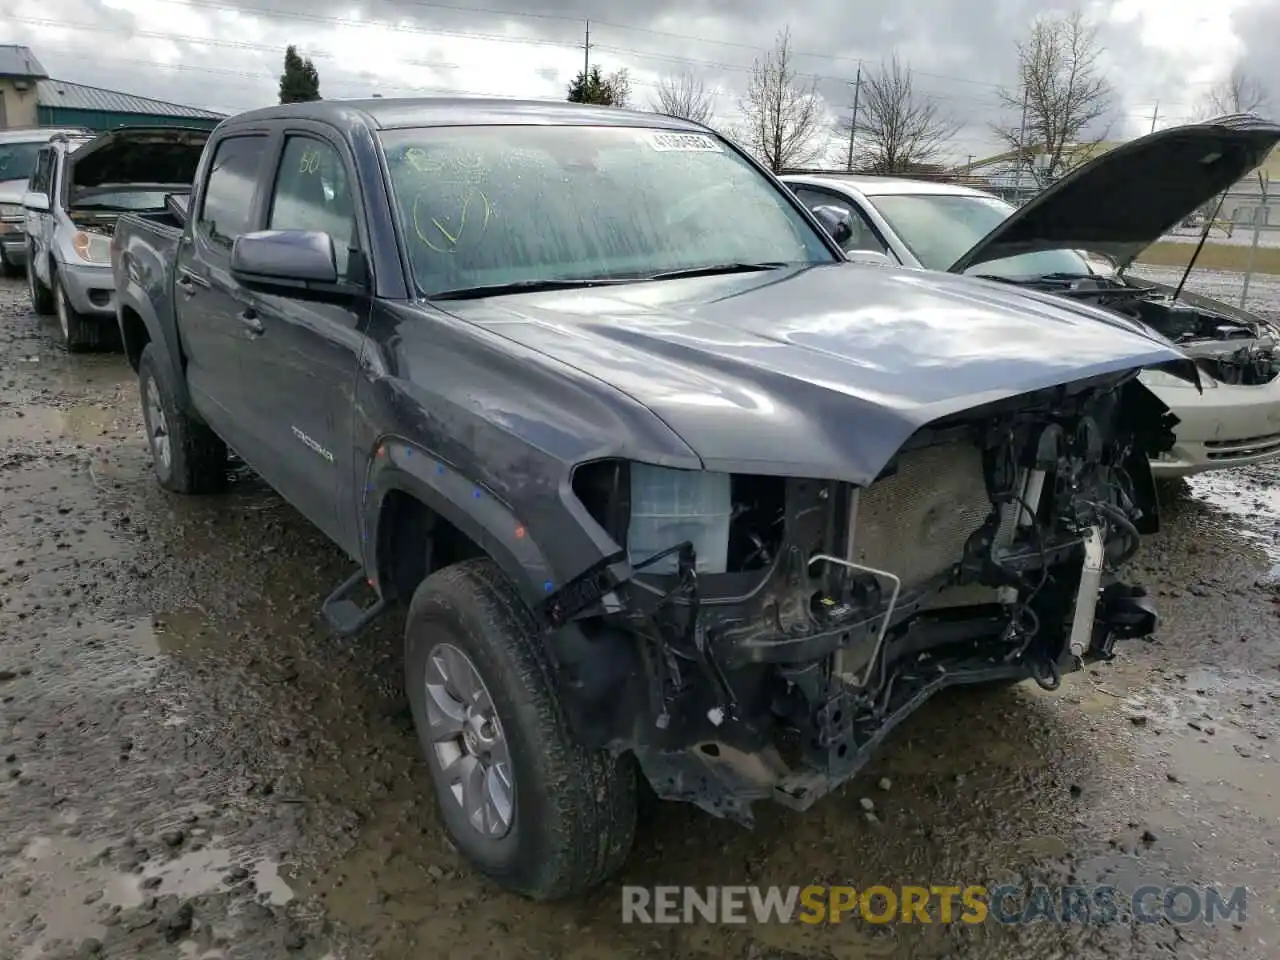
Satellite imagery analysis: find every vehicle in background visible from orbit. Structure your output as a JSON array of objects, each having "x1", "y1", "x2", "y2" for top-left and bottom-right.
[
  {"x1": 22, "y1": 126, "x2": 209, "y2": 352},
  {"x1": 0, "y1": 126, "x2": 91, "y2": 278},
  {"x1": 113, "y1": 98, "x2": 1184, "y2": 900},
  {"x1": 783, "y1": 114, "x2": 1280, "y2": 478}
]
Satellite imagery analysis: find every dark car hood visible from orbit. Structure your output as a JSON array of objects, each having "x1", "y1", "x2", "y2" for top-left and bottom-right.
[
  {"x1": 433, "y1": 263, "x2": 1184, "y2": 485},
  {"x1": 949, "y1": 114, "x2": 1280, "y2": 274},
  {"x1": 68, "y1": 126, "x2": 209, "y2": 194}
]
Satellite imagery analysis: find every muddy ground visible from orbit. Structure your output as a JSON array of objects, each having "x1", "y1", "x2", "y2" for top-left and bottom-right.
[{"x1": 1, "y1": 268, "x2": 1278, "y2": 960}]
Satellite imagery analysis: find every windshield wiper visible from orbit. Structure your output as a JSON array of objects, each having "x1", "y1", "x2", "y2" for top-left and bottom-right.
[
  {"x1": 429, "y1": 277, "x2": 636, "y2": 300},
  {"x1": 640, "y1": 261, "x2": 791, "y2": 281}
]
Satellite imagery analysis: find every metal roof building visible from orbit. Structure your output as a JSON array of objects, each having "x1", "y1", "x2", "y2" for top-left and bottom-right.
[
  {"x1": 1, "y1": 44, "x2": 225, "y2": 132},
  {"x1": 35, "y1": 78, "x2": 226, "y2": 131}
]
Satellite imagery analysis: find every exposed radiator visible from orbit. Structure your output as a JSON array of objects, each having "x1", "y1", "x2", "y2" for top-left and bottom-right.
[{"x1": 848, "y1": 441, "x2": 992, "y2": 592}]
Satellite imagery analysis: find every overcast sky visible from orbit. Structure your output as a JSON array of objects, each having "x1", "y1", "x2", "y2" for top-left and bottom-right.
[{"x1": 2, "y1": 0, "x2": 1276, "y2": 164}]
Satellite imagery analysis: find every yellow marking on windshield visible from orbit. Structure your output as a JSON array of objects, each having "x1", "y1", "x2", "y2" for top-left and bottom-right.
[{"x1": 414, "y1": 187, "x2": 493, "y2": 254}]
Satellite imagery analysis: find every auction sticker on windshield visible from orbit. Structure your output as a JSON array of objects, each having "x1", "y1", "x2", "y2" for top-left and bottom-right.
[{"x1": 647, "y1": 131, "x2": 722, "y2": 152}]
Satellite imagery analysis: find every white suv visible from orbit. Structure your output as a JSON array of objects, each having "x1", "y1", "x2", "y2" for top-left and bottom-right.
[{"x1": 0, "y1": 126, "x2": 91, "y2": 277}]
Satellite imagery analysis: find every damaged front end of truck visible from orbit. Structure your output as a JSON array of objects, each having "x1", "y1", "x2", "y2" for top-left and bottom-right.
[{"x1": 539, "y1": 371, "x2": 1176, "y2": 823}]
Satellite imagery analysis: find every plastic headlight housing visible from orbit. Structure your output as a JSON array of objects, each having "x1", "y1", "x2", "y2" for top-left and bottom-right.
[
  {"x1": 1141, "y1": 367, "x2": 1216, "y2": 390},
  {"x1": 0, "y1": 203, "x2": 21, "y2": 221},
  {"x1": 72, "y1": 231, "x2": 112, "y2": 264}
]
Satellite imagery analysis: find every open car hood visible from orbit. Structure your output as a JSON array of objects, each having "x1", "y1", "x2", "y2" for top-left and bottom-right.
[
  {"x1": 67, "y1": 126, "x2": 209, "y2": 196},
  {"x1": 948, "y1": 114, "x2": 1280, "y2": 274}
]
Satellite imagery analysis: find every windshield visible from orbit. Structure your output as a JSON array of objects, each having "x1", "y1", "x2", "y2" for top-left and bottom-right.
[
  {"x1": 379, "y1": 125, "x2": 835, "y2": 296},
  {"x1": 0, "y1": 142, "x2": 43, "y2": 184},
  {"x1": 73, "y1": 190, "x2": 174, "y2": 211},
  {"x1": 866, "y1": 193, "x2": 1095, "y2": 278}
]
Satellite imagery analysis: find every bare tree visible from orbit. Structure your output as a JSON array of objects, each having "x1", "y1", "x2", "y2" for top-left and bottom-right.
[
  {"x1": 650, "y1": 70, "x2": 716, "y2": 126},
  {"x1": 1197, "y1": 66, "x2": 1270, "y2": 118},
  {"x1": 736, "y1": 27, "x2": 826, "y2": 172},
  {"x1": 846, "y1": 55, "x2": 961, "y2": 174},
  {"x1": 993, "y1": 9, "x2": 1114, "y2": 188}
]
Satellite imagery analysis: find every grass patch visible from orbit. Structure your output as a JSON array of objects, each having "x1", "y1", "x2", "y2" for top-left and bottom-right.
[{"x1": 1137, "y1": 240, "x2": 1280, "y2": 275}]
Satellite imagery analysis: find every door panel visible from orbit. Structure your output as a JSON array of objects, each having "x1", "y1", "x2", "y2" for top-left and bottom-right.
[
  {"x1": 236, "y1": 133, "x2": 369, "y2": 555},
  {"x1": 174, "y1": 134, "x2": 272, "y2": 445}
]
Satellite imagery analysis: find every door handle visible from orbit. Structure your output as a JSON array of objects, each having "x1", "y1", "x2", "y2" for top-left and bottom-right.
[
  {"x1": 239, "y1": 309, "x2": 264, "y2": 335},
  {"x1": 177, "y1": 276, "x2": 196, "y2": 296}
]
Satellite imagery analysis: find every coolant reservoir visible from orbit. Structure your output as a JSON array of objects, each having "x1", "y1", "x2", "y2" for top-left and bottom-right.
[{"x1": 626, "y1": 464, "x2": 731, "y2": 575}]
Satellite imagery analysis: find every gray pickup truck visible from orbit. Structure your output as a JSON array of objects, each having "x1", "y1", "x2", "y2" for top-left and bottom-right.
[{"x1": 112, "y1": 97, "x2": 1185, "y2": 900}]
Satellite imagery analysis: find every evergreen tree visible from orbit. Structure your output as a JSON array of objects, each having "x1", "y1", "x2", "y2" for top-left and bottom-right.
[
  {"x1": 566, "y1": 65, "x2": 630, "y2": 107},
  {"x1": 279, "y1": 45, "x2": 321, "y2": 104}
]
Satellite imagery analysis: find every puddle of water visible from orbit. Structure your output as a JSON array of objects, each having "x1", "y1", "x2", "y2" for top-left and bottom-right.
[
  {"x1": 5, "y1": 832, "x2": 294, "y2": 959},
  {"x1": 0, "y1": 403, "x2": 123, "y2": 444},
  {"x1": 1187, "y1": 468, "x2": 1280, "y2": 564},
  {"x1": 133, "y1": 845, "x2": 294, "y2": 906}
]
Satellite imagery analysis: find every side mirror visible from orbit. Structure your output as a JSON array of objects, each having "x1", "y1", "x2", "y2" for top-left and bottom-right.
[
  {"x1": 843, "y1": 249, "x2": 894, "y2": 268},
  {"x1": 811, "y1": 205, "x2": 853, "y2": 245},
  {"x1": 231, "y1": 230, "x2": 339, "y2": 289},
  {"x1": 23, "y1": 191, "x2": 49, "y2": 212}
]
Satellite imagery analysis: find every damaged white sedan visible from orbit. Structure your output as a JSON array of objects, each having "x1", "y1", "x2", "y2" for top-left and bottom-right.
[{"x1": 785, "y1": 114, "x2": 1280, "y2": 477}]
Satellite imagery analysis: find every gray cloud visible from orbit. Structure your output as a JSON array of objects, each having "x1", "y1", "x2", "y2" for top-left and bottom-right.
[
  {"x1": 1232, "y1": 2, "x2": 1280, "y2": 116},
  {"x1": 3, "y1": 0, "x2": 1262, "y2": 161}
]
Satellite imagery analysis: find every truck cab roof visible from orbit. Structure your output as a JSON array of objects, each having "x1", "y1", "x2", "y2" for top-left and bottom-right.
[{"x1": 222, "y1": 97, "x2": 714, "y2": 133}]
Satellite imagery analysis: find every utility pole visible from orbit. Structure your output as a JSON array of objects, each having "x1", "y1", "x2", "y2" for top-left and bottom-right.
[
  {"x1": 845, "y1": 62, "x2": 863, "y2": 172},
  {"x1": 583, "y1": 20, "x2": 590, "y2": 76},
  {"x1": 1148, "y1": 100, "x2": 1159, "y2": 134},
  {"x1": 1012, "y1": 94, "x2": 1028, "y2": 202}
]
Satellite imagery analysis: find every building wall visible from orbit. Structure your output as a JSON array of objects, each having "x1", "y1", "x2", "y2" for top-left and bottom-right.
[
  {"x1": 0, "y1": 79, "x2": 40, "y2": 127},
  {"x1": 35, "y1": 106, "x2": 223, "y2": 132}
]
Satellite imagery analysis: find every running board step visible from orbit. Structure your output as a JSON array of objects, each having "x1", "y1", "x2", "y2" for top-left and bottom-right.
[{"x1": 322, "y1": 570, "x2": 389, "y2": 638}]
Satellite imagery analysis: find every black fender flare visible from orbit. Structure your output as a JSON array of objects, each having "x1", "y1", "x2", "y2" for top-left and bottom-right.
[
  {"x1": 361, "y1": 437, "x2": 556, "y2": 611},
  {"x1": 115, "y1": 283, "x2": 192, "y2": 409}
]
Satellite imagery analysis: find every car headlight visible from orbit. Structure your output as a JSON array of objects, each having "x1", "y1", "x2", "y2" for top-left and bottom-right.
[
  {"x1": 1142, "y1": 367, "x2": 1216, "y2": 389},
  {"x1": 72, "y1": 230, "x2": 112, "y2": 264},
  {"x1": 0, "y1": 203, "x2": 21, "y2": 221}
]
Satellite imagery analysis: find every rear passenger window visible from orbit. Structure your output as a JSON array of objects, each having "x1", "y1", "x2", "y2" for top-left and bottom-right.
[
  {"x1": 198, "y1": 136, "x2": 268, "y2": 251},
  {"x1": 268, "y1": 137, "x2": 357, "y2": 278}
]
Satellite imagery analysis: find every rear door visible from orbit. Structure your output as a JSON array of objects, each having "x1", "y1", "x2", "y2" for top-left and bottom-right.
[
  {"x1": 174, "y1": 131, "x2": 275, "y2": 443},
  {"x1": 232, "y1": 125, "x2": 370, "y2": 553}
]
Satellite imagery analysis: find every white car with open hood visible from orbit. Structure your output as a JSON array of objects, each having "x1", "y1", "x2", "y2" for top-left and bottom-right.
[{"x1": 784, "y1": 114, "x2": 1280, "y2": 477}]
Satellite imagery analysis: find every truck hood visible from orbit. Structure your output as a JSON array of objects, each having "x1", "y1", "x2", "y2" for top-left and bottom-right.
[
  {"x1": 433, "y1": 262, "x2": 1185, "y2": 484},
  {"x1": 949, "y1": 114, "x2": 1280, "y2": 274},
  {"x1": 68, "y1": 126, "x2": 209, "y2": 196},
  {"x1": 0, "y1": 179, "x2": 24, "y2": 205}
]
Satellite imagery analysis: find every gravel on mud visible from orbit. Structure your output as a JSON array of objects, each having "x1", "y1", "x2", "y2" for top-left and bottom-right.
[{"x1": 2, "y1": 272, "x2": 1279, "y2": 960}]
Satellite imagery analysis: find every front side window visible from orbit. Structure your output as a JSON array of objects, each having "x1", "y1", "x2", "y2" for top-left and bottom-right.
[
  {"x1": 28, "y1": 148, "x2": 52, "y2": 194},
  {"x1": 790, "y1": 186, "x2": 889, "y2": 255},
  {"x1": 198, "y1": 135, "x2": 268, "y2": 251},
  {"x1": 267, "y1": 136, "x2": 357, "y2": 278},
  {"x1": 866, "y1": 193, "x2": 1094, "y2": 278},
  {"x1": 379, "y1": 125, "x2": 835, "y2": 296},
  {"x1": 0, "y1": 142, "x2": 44, "y2": 184}
]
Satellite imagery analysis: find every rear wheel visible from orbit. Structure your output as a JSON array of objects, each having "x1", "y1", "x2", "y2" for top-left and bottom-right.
[
  {"x1": 54, "y1": 272, "x2": 111, "y2": 353},
  {"x1": 138, "y1": 342, "x2": 228, "y2": 494},
  {"x1": 405, "y1": 558, "x2": 637, "y2": 900},
  {"x1": 26, "y1": 251, "x2": 54, "y2": 315}
]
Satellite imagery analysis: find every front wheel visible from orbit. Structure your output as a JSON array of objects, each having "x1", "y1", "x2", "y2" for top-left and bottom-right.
[
  {"x1": 405, "y1": 558, "x2": 637, "y2": 900},
  {"x1": 138, "y1": 342, "x2": 228, "y2": 494},
  {"x1": 54, "y1": 272, "x2": 111, "y2": 353},
  {"x1": 0, "y1": 247, "x2": 20, "y2": 279},
  {"x1": 26, "y1": 252, "x2": 54, "y2": 315}
]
